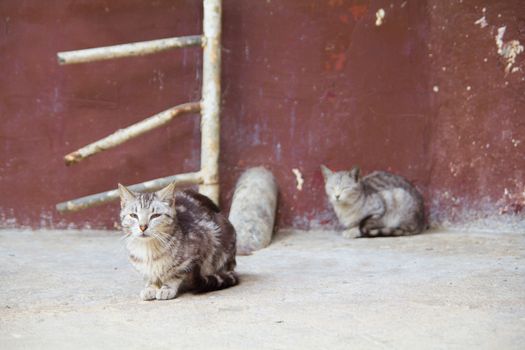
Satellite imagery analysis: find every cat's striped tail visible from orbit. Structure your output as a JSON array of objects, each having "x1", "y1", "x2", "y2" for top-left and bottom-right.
[
  {"x1": 359, "y1": 218, "x2": 423, "y2": 237},
  {"x1": 196, "y1": 270, "x2": 239, "y2": 293}
]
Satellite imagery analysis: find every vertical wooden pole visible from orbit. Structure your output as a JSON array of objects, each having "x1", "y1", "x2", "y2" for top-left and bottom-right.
[{"x1": 199, "y1": 0, "x2": 222, "y2": 205}]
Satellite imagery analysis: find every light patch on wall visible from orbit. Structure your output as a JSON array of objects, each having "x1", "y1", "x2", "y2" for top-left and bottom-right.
[
  {"x1": 449, "y1": 162, "x2": 460, "y2": 177},
  {"x1": 275, "y1": 143, "x2": 282, "y2": 161},
  {"x1": 430, "y1": 190, "x2": 525, "y2": 233},
  {"x1": 375, "y1": 8, "x2": 385, "y2": 26},
  {"x1": 152, "y1": 70, "x2": 165, "y2": 91},
  {"x1": 292, "y1": 168, "x2": 304, "y2": 191},
  {"x1": 499, "y1": 186, "x2": 525, "y2": 215}
]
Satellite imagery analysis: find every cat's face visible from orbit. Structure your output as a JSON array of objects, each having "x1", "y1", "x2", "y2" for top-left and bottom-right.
[
  {"x1": 118, "y1": 183, "x2": 176, "y2": 240},
  {"x1": 321, "y1": 165, "x2": 361, "y2": 204}
]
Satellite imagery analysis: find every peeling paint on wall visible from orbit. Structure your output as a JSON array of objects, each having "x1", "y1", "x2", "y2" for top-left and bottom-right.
[
  {"x1": 292, "y1": 168, "x2": 304, "y2": 191},
  {"x1": 474, "y1": 16, "x2": 488, "y2": 28},
  {"x1": 375, "y1": 8, "x2": 385, "y2": 26},
  {"x1": 495, "y1": 26, "x2": 524, "y2": 75}
]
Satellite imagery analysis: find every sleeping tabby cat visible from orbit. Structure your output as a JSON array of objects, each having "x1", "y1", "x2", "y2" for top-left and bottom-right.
[
  {"x1": 118, "y1": 183, "x2": 238, "y2": 301},
  {"x1": 321, "y1": 165, "x2": 425, "y2": 238}
]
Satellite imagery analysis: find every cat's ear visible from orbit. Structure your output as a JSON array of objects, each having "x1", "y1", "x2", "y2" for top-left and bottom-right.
[
  {"x1": 320, "y1": 165, "x2": 333, "y2": 181},
  {"x1": 350, "y1": 166, "x2": 360, "y2": 181},
  {"x1": 117, "y1": 183, "x2": 136, "y2": 208},
  {"x1": 155, "y1": 182, "x2": 176, "y2": 206}
]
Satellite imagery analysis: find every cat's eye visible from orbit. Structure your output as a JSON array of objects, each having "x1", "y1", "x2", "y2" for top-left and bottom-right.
[
  {"x1": 150, "y1": 213, "x2": 161, "y2": 220},
  {"x1": 129, "y1": 213, "x2": 138, "y2": 219}
]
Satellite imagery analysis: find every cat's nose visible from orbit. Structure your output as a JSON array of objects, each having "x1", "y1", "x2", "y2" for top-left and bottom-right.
[
  {"x1": 335, "y1": 194, "x2": 340, "y2": 200},
  {"x1": 139, "y1": 224, "x2": 148, "y2": 232}
]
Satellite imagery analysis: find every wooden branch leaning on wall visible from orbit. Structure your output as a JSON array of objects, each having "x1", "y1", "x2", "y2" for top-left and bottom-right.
[
  {"x1": 56, "y1": 172, "x2": 203, "y2": 213},
  {"x1": 57, "y1": 35, "x2": 203, "y2": 65},
  {"x1": 64, "y1": 102, "x2": 201, "y2": 166}
]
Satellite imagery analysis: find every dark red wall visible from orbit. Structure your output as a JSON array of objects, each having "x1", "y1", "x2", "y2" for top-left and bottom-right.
[
  {"x1": 426, "y1": 0, "x2": 525, "y2": 230},
  {"x1": 1, "y1": 0, "x2": 523, "y2": 231}
]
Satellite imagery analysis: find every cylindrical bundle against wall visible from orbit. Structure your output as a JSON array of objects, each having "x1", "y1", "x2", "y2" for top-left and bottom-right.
[{"x1": 229, "y1": 167, "x2": 278, "y2": 254}]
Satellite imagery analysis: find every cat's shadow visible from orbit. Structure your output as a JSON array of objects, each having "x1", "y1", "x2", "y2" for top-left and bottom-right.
[
  {"x1": 356, "y1": 228, "x2": 440, "y2": 239},
  {"x1": 233, "y1": 272, "x2": 263, "y2": 285},
  {"x1": 177, "y1": 272, "x2": 262, "y2": 297}
]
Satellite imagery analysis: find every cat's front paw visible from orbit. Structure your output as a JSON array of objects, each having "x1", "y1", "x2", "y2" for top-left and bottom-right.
[
  {"x1": 156, "y1": 286, "x2": 177, "y2": 300},
  {"x1": 140, "y1": 286, "x2": 157, "y2": 301},
  {"x1": 342, "y1": 227, "x2": 361, "y2": 239}
]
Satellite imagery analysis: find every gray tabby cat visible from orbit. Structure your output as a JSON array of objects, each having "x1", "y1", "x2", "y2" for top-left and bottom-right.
[
  {"x1": 321, "y1": 165, "x2": 425, "y2": 238},
  {"x1": 118, "y1": 183, "x2": 238, "y2": 301}
]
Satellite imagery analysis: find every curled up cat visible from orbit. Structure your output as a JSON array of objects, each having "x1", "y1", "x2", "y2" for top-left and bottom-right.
[
  {"x1": 321, "y1": 165, "x2": 426, "y2": 238},
  {"x1": 118, "y1": 182, "x2": 238, "y2": 301}
]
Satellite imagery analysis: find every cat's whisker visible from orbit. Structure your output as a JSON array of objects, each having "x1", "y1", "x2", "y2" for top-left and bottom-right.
[
  {"x1": 149, "y1": 231, "x2": 170, "y2": 249},
  {"x1": 149, "y1": 233, "x2": 165, "y2": 246},
  {"x1": 119, "y1": 232, "x2": 131, "y2": 241}
]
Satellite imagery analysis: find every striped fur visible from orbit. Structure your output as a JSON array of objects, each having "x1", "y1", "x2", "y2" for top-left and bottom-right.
[
  {"x1": 118, "y1": 183, "x2": 238, "y2": 301},
  {"x1": 321, "y1": 166, "x2": 426, "y2": 238}
]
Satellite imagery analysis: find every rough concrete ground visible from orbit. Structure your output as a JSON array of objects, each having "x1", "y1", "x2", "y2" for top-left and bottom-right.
[{"x1": 0, "y1": 229, "x2": 524, "y2": 350}]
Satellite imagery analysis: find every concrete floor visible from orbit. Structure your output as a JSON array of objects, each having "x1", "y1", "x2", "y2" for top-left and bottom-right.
[{"x1": 0, "y1": 229, "x2": 524, "y2": 349}]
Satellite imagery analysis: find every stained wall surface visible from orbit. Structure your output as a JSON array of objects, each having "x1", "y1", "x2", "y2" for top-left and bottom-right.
[{"x1": 0, "y1": 0, "x2": 523, "y2": 231}]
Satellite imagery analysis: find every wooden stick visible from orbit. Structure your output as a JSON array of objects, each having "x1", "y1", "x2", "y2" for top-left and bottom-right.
[
  {"x1": 56, "y1": 172, "x2": 203, "y2": 213},
  {"x1": 57, "y1": 35, "x2": 203, "y2": 65},
  {"x1": 64, "y1": 102, "x2": 201, "y2": 166}
]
